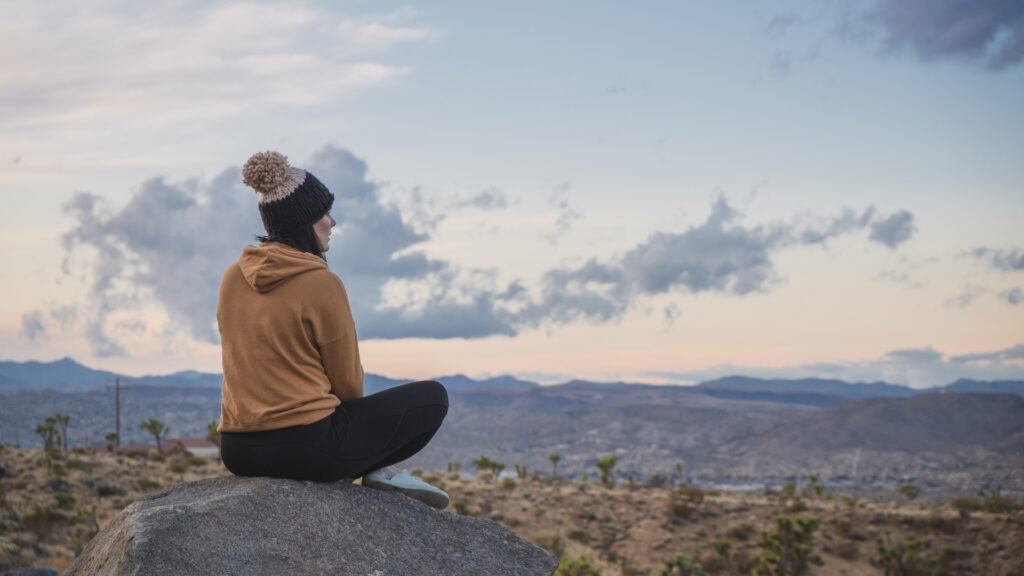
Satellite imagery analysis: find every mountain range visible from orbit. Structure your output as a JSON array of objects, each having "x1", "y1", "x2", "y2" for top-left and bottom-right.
[{"x1": 2, "y1": 357, "x2": 1022, "y2": 402}]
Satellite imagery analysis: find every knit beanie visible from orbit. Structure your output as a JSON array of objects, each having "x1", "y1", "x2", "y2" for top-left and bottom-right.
[{"x1": 242, "y1": 151, "x2": 334, "y2": 237}]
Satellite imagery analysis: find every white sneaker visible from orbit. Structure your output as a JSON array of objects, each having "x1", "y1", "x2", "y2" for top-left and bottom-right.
[{"x1": 363, "y1": 467, "x2": 450, "y2": 510}]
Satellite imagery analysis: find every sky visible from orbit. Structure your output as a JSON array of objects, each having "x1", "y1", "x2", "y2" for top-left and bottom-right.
[{"x1": 2, "y1": 0, "x2": 1023, "y2": 388}]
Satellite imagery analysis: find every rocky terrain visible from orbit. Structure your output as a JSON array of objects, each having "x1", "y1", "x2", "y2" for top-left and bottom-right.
[{"x1": 1, "y1": 444, "x2": 1022, "y2": 575}]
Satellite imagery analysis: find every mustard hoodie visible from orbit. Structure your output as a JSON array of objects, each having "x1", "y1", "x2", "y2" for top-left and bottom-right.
[{"x1": 217, "y1": 242, "x2": 364, "y2": 432}]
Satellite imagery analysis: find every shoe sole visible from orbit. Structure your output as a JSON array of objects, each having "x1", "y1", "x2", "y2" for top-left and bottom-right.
[{"x1": 363, "y1": 478, "x2": 450, "y2": 509}]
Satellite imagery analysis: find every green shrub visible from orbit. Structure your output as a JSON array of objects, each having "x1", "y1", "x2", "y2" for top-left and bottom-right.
[
  {"x1": 874, "y1": 530, "x2": 939, "y2": 576},
  {"x1": 22, "y1": 507, "x2": 65, "y2": 539},
  {"x1": 752, "y1": 516, "x2": 823, "y2": 575},
  {"x1": 899, "y1": 484, "x2": 921, "y2": 501},
  {"x1": 54, "y1": 492, "x2": 76, "y2": 510},
  {"x1": 660, "y1": 553, "x2": 708, "y2": 576},
  {"x1": 452, "y1": 499, "x2": 468, "y2": 515},
  {"x1": 502, "y1": 477, "x2": 517, "y2": 490},
  {"x1": 555, "y1": 555, "x2": 600, "y2": 576},
  {"x1": 726, "y1": 522, "x2": 756, "y2": 541},
  {"x1": 168, "y1": 455, "x2": 190, "y2": 475}
]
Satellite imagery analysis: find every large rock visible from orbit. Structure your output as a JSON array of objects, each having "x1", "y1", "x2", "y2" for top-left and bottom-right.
[{"x1": 66, "y1": 476, "x2": 557, "y2": 575}]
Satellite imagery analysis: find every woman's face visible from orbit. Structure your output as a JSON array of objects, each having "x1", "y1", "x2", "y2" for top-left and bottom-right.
[{"x1": 313, "y1": 213, "x2": 336, "y2": 253}]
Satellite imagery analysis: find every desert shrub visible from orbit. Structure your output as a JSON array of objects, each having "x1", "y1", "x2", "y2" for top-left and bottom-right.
[
  {"x1": 451, "y1": 499, "x2": 468, "y2": 515},
  {"x1": 567, "y1": 530, "x2": 590, "y2": 543},
  {"x1": 54, "y1": 492, "x2": 76, "y2": 510},
  {"x1": 779, "y1": 483, "x2": 796, "y2": 498},
  {"x1": 168, "y1": 455, "x2": 190, "y2": 475},
  {"x1": 669, "y1": 498, "x2": 695, "y2": 520},
  {"x1": 786, "y1": 499, "x2": 808, "y2": 513},
  {"x1": 97, "y1": 483, "x2": 123, "y2": 498},
  {"x1": 22, "y1": 507, "x2": 65, "y2": 539},
  {"x1": 679, "y1": 487, "x2": 706, "y2": 503},
  {"x1": 64, "y1": 457, "x2": 96, "y2": 471},
  {"x1": 874, "y1": 530, "x2": 939, "y2": 576},
  {"x1": 835, "y1": 540, "x2": 860, "y2": 560},
  {"x1": 502, "y1": 478, "x2": 517, "y2": 490},
  {"x1": 752, "y1": 516, "x2": 823, "y2": 576},
  {"x1": 840, "y1": 495, "x2": 857, "y2": 508},
  {"x1": 660, "y1": 553, "x2": 708, "y2": 576},
  {"x1": 137, "y1": 477, "x2": 161, "y2": 491},
  {"x1": 726, "y1": 522, "x2": 755, "y2": 541},
  {"x1": 647, "y1": 473, "x2": 668, "y2": 488},
  {"x1": 555, "y1": 555, "x2": 600, "y2": 576},
  {"x1": 187, "y1": 455, "x2": 207, "y2": 467},
  {"x1": 13, "y1": 479, "x2": 28, "y2": 490},
  {"x1": 899, "y1": 484, "x2": 921, "y2": 501},
  {"x1": 536, "y1": 534, "x2": 565, "y2": 557}
]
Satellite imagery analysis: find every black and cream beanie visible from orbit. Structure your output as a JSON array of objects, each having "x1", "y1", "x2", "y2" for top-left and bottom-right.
[{"x1": 242, "y1": 151, "x2": 334, "y2": 237}]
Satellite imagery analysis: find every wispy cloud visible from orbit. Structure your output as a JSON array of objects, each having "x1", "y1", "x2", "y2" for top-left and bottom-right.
[
  {"x1": 0, "y1": 2, "x2": 433, "y2": 133},
  {"x1": 965, "y1": 246, "x2": 1024, "y2": 271},
  {"x1": 1001, "y1": 287, "x2": 1023, "y2": 305}
]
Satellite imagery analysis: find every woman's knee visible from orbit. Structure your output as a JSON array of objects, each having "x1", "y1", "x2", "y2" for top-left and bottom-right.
[{"x1": 411, "y1": 379, "x2": 448, "y2": 409}]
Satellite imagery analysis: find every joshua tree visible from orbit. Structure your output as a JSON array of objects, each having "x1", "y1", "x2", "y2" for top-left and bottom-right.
[
  {"x1": 473, "y1": 455, "x2": 505, "y2": 475},
  {"x1": 549, "y1": 453, "x2": 561, "y2": 478},
  {"x1": 595, "y1": 455, "x2": 617, "y2": 488},
  {"x1": 140, "y1": 418, "x2": 169, "y2": 452},
  {"x1": 54, "y1": 413, "x2": 70, "y2": 452},
  {"x1": 206, "y1": 421, "x2": 221, "y2": 462},
  {"x1": 34, "y1": 417, "x2": 60, "y2": 451},
  {"x1": 104, "y1": 432, "x2": 119, "y2": 453}
]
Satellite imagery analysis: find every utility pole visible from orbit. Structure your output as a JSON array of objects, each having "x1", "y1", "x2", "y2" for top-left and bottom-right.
[{"x1": 115, "y1": 377, "x2": 121, "y2": 449}]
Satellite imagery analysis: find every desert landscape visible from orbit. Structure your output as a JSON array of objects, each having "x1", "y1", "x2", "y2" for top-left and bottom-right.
[{"x1": 1, "y1": 443, "x2": 1022, "y2": 575}]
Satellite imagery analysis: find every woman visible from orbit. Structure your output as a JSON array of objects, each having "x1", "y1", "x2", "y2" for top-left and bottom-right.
[{"x1": 217, "y1": 150, "x2": 450, "y2": 509}]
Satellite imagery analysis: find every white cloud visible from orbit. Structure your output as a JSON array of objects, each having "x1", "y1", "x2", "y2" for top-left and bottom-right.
[{"x1": 0, "y1": 2, "x2": 432, "y2": 132}]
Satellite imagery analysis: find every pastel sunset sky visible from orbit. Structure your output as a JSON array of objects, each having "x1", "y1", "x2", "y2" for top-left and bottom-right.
[{"x1": 2, "y1": 1, "x2": 1022, "y2": 387}]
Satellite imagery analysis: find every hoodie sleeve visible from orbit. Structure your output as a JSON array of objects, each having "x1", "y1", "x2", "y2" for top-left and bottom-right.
[{"x1": 310, "y1": 272, "x2": 364, "y2": 401}]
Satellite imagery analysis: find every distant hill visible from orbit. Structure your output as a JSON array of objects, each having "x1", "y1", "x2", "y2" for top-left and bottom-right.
[
  {"x1": 698, "y1": 376, "x2": 916, "y2": 402},
  {"x1": 944, "y1": 378, "x2": 1024, "y2": 395},
  {"x1": 727, "y1": 392, "x2": 1024, "y2": 456},
  {"x1": 0, "y1": 358, "x2": 539, "y2": 394}
]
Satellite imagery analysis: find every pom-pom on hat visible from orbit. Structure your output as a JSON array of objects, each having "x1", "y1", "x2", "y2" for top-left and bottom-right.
[{"x1": 242, "y1": 151, "x2": 334, "y2": 237}]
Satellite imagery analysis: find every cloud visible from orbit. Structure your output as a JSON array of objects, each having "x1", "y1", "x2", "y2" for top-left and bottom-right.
[
  {"x1": 868, "y1": 210, "x2": 916, "y2": 248},
  {"x1": 60, "y1": 145, "x2": 522, "y2": 353},
  {"x1": 62, "y1": 167, "x2": 261, "y2": 355},
  {"x1": 950, "y1": 343, "x2": 1024, "y2": 364},
  {"x1": 520, "y1": 197, "x2": 915, "y2": 326},
  {"x1": 0, "y1": 2, "x2": 433, "y2": 133},
  {"x1": 542, "y1": 183, "x2": 581, "y2": 244},
  {"x1": 860, "y1": 0, "x2": 1024, "y2": 70},
  {"x1": 457, "y1": 187, "x2": 508, "y2": 210},
  {"x1": 1001, "y1": 288, "x2": 1022, "y2": 305},
  {"x1": 945, "y1": 285, "x2": 984, "y2": 308},
  {"x1": 58, "y1": 146, "x2": 919, "y2": 351},
  {"x1": 966, "y1": 247, "x2": 1024, "y2": 271},
  {"x1": 646, "y1": 343, "x2": 1024, "y2": 389},
  {"x1": 20, "y1": 310, "x2": 47, "y2": 342}
]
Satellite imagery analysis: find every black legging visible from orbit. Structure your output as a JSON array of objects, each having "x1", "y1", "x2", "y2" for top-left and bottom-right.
[{"x1": 220, "y1": 380, "x2": 448, "y2": 482}]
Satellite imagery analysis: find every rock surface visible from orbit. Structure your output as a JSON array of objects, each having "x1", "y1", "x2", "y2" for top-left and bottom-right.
[{"x1": 65, "y1": 476, "x2": 557, "y2": 576}]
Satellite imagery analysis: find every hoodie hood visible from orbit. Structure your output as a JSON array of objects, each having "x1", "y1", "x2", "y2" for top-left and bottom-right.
[{"x1": 237, "y1": 242, "x2": 327, "y2": 293}]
